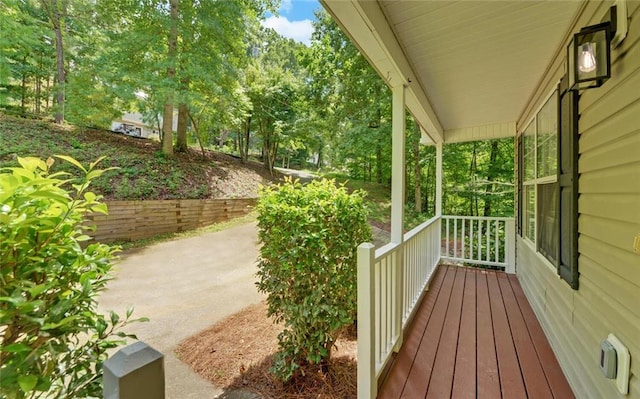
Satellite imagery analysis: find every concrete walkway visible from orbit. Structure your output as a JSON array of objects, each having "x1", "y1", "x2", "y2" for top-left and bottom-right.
[{"x1": 99, "y1": 222, "x2": 264, "y2": 399}]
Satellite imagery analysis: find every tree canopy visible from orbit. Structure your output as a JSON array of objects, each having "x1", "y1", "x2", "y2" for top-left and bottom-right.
[{"x1": 1, "y1": 4, "x2": 513, "y2": 216}]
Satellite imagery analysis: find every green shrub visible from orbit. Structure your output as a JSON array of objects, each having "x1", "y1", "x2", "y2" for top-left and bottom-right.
[
  {"x1": 256, "y1": 178, "x2": 372, "y2": 381},
  {"x1": 0, "y1": 156, "x2": 146, "y2": 398}
]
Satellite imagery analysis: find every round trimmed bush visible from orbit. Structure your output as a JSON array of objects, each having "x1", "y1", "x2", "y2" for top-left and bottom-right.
[{"x1": 256, "y1": 178, "x2": 371, "y2": 381}]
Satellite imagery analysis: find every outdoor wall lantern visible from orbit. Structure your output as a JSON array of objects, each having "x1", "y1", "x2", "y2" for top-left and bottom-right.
[{"x1": 568, "y1": 1, "x2": 627, "y2": 91}]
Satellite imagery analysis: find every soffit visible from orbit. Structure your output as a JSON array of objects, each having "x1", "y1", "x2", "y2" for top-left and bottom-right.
[{"x1": 322, "y1": 0, "x2": 582, "y2": 143}]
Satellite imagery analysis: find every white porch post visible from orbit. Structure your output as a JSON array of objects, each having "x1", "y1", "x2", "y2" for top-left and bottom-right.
[
  {"x1": 435, "y1": 142, "x2": 443, "y2": 217},
  {"x1": 391, "y1": 84, "x2": 406, "y2": 244},
  {"x1": 357, "y1": 243, "x2": 376, "y2": 399},
  {"x1": 505, "y1": 219, "x2": 516, "y2": 273},
  {"x1": 435, "y1": 142, "x2": 443, "y2": 262},
  {"x1": 391, "y1": 84, "x2": 405, "y2": 353}
]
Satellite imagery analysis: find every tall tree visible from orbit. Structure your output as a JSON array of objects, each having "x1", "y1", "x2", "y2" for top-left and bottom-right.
[
  {"x1": 304, "y1": 9, "x2": 392, "y2": 182},
  {"x1": 40, "y1": 0, "x2": 66, "y2": 123},
  {"x1": 161, "y1": 0, "x2": 178, "y2": 156},
  {"x1": 98, "y1": 0, "x2": 276, "y2": 156},
  {"x1": 244, "y1": 28, "x2": 305, "y2": 173},
  {"x1": 412, "y1": 117, "x2": 422, "y2": 212},
  {"x1": 0, "y1": 0, "x2": 53, "y2": 116}
]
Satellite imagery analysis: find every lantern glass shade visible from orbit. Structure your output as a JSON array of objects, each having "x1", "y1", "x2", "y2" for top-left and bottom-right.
[{"x1": 568, "y1": 22, "x2": 612, "y2": 90}]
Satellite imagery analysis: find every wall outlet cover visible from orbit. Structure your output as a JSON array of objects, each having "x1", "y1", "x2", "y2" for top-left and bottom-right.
[{"x1": 607, "y1": 334, "x2": 630, "y2": 395}]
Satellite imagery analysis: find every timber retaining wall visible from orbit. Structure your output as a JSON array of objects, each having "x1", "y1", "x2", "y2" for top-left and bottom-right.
[{"x1": 85, "y1": 198, "x2": 256, "y2": 243}]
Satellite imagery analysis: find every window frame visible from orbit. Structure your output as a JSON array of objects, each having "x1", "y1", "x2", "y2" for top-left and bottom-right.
[{"x1": 518, "y1": 88, "x2": 559, "y2": 265}]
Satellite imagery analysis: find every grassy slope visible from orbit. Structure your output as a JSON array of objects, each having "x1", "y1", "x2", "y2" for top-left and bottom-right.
[
  {"x1": 0, "y1": 114, "x2": 425, "y2": 236},
  {"x1": 0, "y1": 114, "x2": 274, "y2": 200}
]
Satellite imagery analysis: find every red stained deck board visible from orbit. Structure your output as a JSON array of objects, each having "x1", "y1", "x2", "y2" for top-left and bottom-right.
[
  {"x1": 425, "y1": 267, "x2": 466, "y2": 398},
  {"x1": 486, "y1": 272, "x2": 527, "y2": 399},
  {"x1": 497, "y1": 273, "x2": 554, "y2": 399},
  {"x1": 399, "y1": 267, "x2": 457, "y2": 398},
  {"x1": 378, "y1": 266, "x2": 448, "y2": 399},
  {"x1": 377, "y1": 266, "x2": 575, "y2": 399},
  {"x1": 476, "y1": 270, "x2": 501, "y2": 399},
  {"x1": 507, "y1": 275, "x2": 576, "y2": 399},
  {"x1": 451, "y1": 268, "x2": 477, "y2": 399}
]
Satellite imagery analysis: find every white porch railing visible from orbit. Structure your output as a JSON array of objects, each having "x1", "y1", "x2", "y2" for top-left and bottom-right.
[
  {"x1": 357, "y1": 215, "x2": 515, "y2": 398},
  {"x1": 440, "y1": 216, "x2": 515, "y2": 272},
  {"x1": 357, "y1": 215, "x2": 441, "y2": 398}
]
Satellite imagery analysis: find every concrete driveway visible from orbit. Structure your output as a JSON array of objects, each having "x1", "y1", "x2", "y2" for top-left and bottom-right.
[{"x1": 99, "y1": 221, "x2": 264, "y2": 399}]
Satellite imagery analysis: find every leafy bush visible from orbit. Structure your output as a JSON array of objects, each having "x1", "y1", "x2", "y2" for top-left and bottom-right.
[
  {"x1": 256, "y1": 178, "x2": 371, "y2": 381},
  {"x1": 0, "y1": 156, "x2": 145, "y2": 398}
]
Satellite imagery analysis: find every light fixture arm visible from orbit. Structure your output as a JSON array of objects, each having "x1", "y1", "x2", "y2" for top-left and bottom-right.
[{"x1": 609, "y1": 0, "x2": 628, "y2": 48}]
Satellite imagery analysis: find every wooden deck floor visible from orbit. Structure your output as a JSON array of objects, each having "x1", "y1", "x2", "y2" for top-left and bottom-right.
[{"x1": 378, "y1": 265, "x2": 575, "y2": 399}]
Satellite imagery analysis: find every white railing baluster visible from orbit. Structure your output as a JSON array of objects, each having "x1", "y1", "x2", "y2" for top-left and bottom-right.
[
  {"x1": 445, "y1": 218, "x2": 450, "y2": 257},
  {"x1": 478, "y1": 219, "x2": 481, "y2": 260},
  {"x1": 394, "y1": 248, "x2": 403, "y2": 352},
  {"x1": 461, "y1": 218, "x2": 466, "y2": 259},
  {"x1": 386, "y1": 255, "x2": 392, "y2": 354},
  {"x1": 440, "y1": 215, "x2": 514, "y2": 269},
  {"x1": 494, "y1": 220, "x2": 499, "y2": 263},
  {"x1": 486, "y1": 219, "x2": 490, "y2": 261},
  {"x1": 462, "y1": 219, "x2": 473, "y2": 259},
  {"x1": 358, "y1": 215, "x2": 445, "y2": 398},
  {"x1": 375, "y1": 259, "x2": 381, "y2": 367},
  {"x1": 454, "y1": 218, "x2": 458, "y2": 258},
  {"x1": 383, "y1": 257, "x2": 388, "y2": 356}
]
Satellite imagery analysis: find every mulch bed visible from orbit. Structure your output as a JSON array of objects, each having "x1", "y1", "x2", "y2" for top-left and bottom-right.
[{"x1": 176, "y1": 301, "x2": 357, "y2": 399}]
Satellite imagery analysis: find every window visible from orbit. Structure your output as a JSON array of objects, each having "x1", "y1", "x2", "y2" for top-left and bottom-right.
[
  {"x1": 522, "y1": 121, "x2": 536, "y2": 242},
  {"x1": 518, "y1": 77, "x2": 578, "y2": 289},
  {"x1": 520, "y1": 91, "x2": 558, "y2": 265}
]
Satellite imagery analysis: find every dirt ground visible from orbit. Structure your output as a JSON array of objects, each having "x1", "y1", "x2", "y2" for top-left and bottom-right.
[{"x1": 177, "y1": 301, "x2": 358, "y2": 399}]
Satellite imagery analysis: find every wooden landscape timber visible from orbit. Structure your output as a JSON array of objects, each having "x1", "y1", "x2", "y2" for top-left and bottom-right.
[{"x1": 84, "y1": 198, "x2": 256, "y2": 243}]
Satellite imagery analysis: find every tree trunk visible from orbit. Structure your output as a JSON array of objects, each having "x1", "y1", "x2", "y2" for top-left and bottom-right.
[
  {"x1": 45, "y1": 77, "x2": 50, "y2": 111},
  {"x1": 470, "y1": 142, "x2": 478, "y2": 216},
  {"x1": 413, "y1": 118, "x2": 422, "y2": 212},
  {"x1": 162, "y1": 0, "x2": 179, "y2": 156},
  {"x1": 175, "y1": 75, "x2": 190, "y2": 152},
  {"x1": 35, "y1": 62, "x2": 42, "y2": 115},
  {"x1": 316, "y1": 145, "x2": 323, "y2": 169},
  {"x1": 376, "y1": 144, "x2": 382, "y2": 184},
  {"x1": 240, "y1": 115, "x2": 251, "y2": 163},
  {"x1": 20, "y1": 57, "x2": 27, "y2": 115},
  {"x1": 162, "y1": 104, "x2": 174, "y2": 155},
  {"x1": 483, "y1": 140, "x2": 499, "y2": 216},
  {"x1": 425, "y1": 159, "x2": 431, "y2": 214},
  {"x1": 43, "y1": 0, "x2": 66, "y2": 123},
  {"x1": 176, "y1": 102, "x2": 189, "y2": 152},
  {"x1": 187, "y1": 111, "x2": 206, "y2": 158}
]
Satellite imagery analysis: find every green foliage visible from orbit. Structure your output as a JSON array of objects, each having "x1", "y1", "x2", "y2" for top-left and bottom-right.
[
  {"x1": 0, "y1": 156, "x2": 146, "y2": 398},
  {"x1": 255, "y1": 178, "x2": 371, "y2": 381},
  {"x1": 242, "y1": 28, "x2": 307, "y2": 172},
  {"x1": 443, "y1": 138, "x2": 514, "y2": 217}
]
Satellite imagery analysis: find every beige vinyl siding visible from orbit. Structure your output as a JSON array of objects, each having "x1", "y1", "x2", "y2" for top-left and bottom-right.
[{"x1": 516, "y1": 1, "x2": 640, "y2": 398}]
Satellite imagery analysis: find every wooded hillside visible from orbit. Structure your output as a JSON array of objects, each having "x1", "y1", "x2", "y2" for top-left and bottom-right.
[{"x1": 0, "y1": 114, "x2": 273, "y2": 200}]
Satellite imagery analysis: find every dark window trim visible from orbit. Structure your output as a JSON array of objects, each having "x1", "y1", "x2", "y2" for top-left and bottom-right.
[{"x1": 557, "y1": 76, "x2": 580, "y2": 290}]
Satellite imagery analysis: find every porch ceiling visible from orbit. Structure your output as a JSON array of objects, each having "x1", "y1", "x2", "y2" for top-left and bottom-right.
[{"x1": 321, "y1": 0, "x2": 582, "y2": 144}]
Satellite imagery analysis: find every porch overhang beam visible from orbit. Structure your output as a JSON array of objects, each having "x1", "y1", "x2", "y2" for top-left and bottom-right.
[
  {"x1": 321, "y1": 0, "x2": 444, "y2": 144},
  {"x1": 444, "y1": 122, "x2": 517, "y2": 144}
]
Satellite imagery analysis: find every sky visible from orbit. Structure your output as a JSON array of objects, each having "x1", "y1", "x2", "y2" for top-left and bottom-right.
[{"x1": 261, "y1": 0, "x2": 322, "y2": 46}]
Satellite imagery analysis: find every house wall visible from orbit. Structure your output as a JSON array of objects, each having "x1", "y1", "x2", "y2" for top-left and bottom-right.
[
  {"x1": 111, "y1": 111, "x2": 179, "y2": 139},
  {"x1": 516, "y1": 1, "x2": 640, "y2": 398}
]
